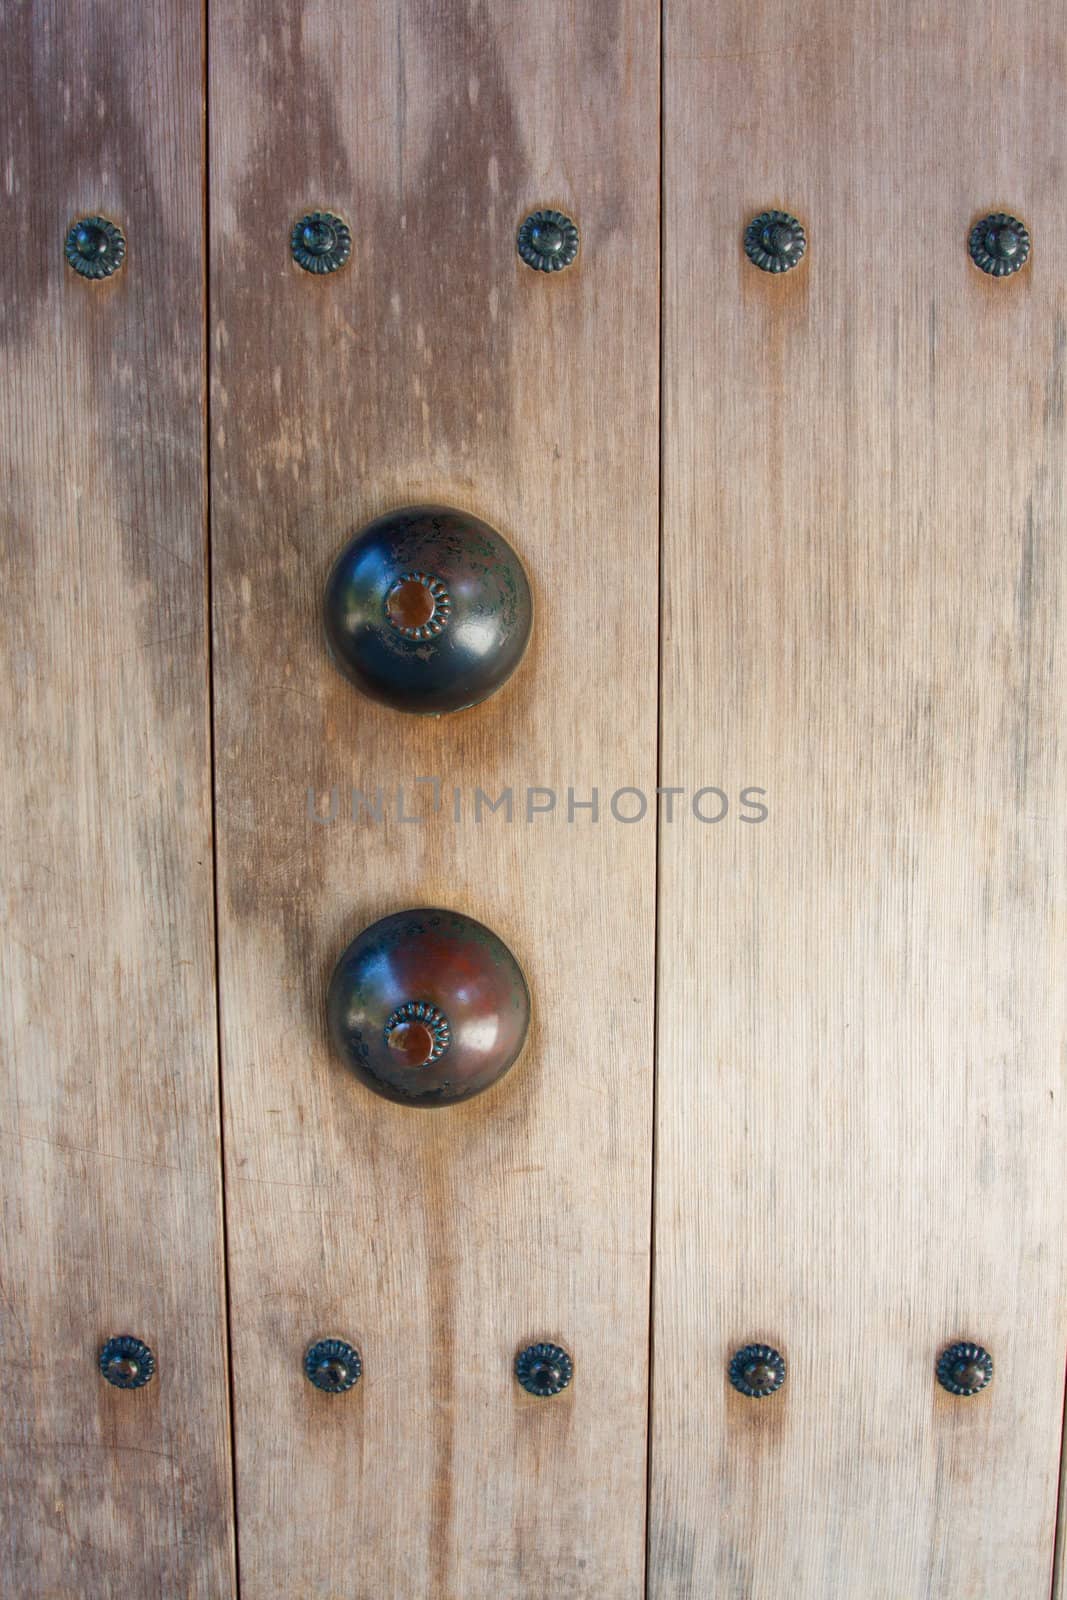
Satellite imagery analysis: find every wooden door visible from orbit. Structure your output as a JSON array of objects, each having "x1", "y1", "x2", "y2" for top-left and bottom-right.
[
  {"x1": 0, "y1": 1, "x2": 235, "y2": 1594},
  {"x1": 4, "y1": 1, "x2": 1067, "y2": 1596}
]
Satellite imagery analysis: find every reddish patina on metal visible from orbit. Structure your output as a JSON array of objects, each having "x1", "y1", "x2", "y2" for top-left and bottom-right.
[{"x1": 327, "y1": 908, "x2": 531, "y2": 1107}]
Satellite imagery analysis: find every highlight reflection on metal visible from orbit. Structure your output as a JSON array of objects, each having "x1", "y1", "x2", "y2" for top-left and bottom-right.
[
  {"x1": 304, "y1": 1338, "x2": 362, "y2": 1393},
  {"x1": 324, "y1": 505, "x2": 532, "y2": 715},
  {"x1": 327, "y1": 909, "x2": 530, "y2": 1107},
  {"x1": 65, "y1": 216, "x2": 126, "y2": 279},
  {"x1": 515, "y1": 1342, "x2": 573, "y2": 1397},
  {"x1": 969, "y1": 213, "x2": 1030, "y2": 277},
  {"x1": 728, "y1": 1343, "x2": 786, "y2": 1398},
  {"x1": 99, "y1": 1334, "x2": 155, "y2": 1389},
  {"x1": 290, "y1": 211, "x2": 352, "y2": 274},
  {"x1": 743, "y1": 210, "x2": 806, "y2": 274},
  {"x1": 517, "y1": 209, "x2": 579, "y2": 272},
  {"x1": 936, "y1": 1341, "x2": 993, "y2": 1396}
]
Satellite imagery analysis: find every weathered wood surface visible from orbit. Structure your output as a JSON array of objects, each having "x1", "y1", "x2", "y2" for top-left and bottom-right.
[
  {"x1": 209, "y1": 1, "x2": 660, "y2": 1594},
  {"x1": 651, "y1": 1, "x2": 1067, "y2": 1595},
  {"x1": 0, "y1": 2, "x2": 236, "y2": 1596}
]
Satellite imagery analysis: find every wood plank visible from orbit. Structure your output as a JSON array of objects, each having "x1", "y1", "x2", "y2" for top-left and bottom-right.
[
  {"x1": 651, "y1": 1, "x2": 1067, "y2": 1594},
  {"x1": 209, "y1": 2, "x2": 659, "y2": 1594},
  {"x1": 0, "y1": 3, "x2": 236, "y2": 1595}
]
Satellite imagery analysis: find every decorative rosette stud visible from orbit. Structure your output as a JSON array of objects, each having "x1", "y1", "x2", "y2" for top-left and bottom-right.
[
  {"x1": 99, "y1": 1334, "x2": 155, "y2": 1389},
  {"x1": 744, "y1": 210, "x2": 806, "y2": 274},
  {"x1": 969, "y1": 213, "x2": 1030, "y2": 277},
  {"x1": 515, "y1": 1341, "x2": 573, "y2": 1397},
  {"x1": 728, "y1": 1342, "x2": 786, "y2": 1398},
  {"x1": 291, "y1": 211, "x2": 352, "y2": 274},
  {"x1": 304, "y1": 1338, "x2": 362, "y2": 1393},
  {"x1": 936, "y1": 1340, "x2": 993, "y2": 1396},
  {"x1": 384, "y1": 1000, "x2": 451, "y2": 1067},
  {"x1": 517, "y1": 209, "x2": 579, "y2": 273},
  {"x1": 385, "y1": 572, "x2": 452, "y2": 641},
  {"x1": 65, "y1": 216, "x2": 126, "y2": 280}
]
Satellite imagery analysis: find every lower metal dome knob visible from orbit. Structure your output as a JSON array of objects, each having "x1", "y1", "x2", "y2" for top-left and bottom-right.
[
  {"x1": 323, "y1": 505, "x2": 532, "y2": 715},
  {"x1": 327, "y1": 908, "x2": 531, "y2": 1107}
]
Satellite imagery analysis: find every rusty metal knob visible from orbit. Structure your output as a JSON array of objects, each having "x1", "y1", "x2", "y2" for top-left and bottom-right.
[
  {"x1": 323, "y1": 505, "x2": 532, "y2": 715},
  {"x1": 327, "y1": 908, "x2": 531, "y2": 1107}
]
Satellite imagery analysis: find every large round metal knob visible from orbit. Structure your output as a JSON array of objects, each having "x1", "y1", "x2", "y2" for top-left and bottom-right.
[
  {"x1": 327, "y1": 908, "x2": 531, "y2": 1107},
  {"x1": 323, "y1": 505, "x2": 533, "y2": 715}
]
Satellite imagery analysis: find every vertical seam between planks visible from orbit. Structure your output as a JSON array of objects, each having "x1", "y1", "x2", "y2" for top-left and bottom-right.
[
  {"x1": 1050, "y1": 1353, "x2": 1067, "y2": 1598},
  {"x1": 202, "y1": 0, "x2": 242, "y2": 1589},
  {"x1": 643, "y1": 0, "x2": 667, "y2": 1594}
]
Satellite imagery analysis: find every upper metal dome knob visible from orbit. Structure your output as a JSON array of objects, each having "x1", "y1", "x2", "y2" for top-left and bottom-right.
[{"x1": 323, "y1": 505, "x2": 532, "y2": 715}]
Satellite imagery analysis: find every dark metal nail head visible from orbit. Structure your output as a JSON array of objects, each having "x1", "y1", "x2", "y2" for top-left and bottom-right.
[
  {"x1": 304, "y1": 1338, "x2": 362, "y2": 1393},
  {"x1": 969, "y1": 213, "x2": 1030, "y2": 277},
  {"x1": 65, "y1": 216, "x2": 126, "y2": 280},
  {"x1": 517, "y1": 209, "x2": 579, "y2": 272},
  {"x1": 744, "y1": 210, "x2": 806, "y2": 274},
  {"x1": 729, "y1": 1342, "x2": 786, "y2": 1398},
  {"x1": 291, "y1": 211, "x2": 352, "y2": 274},
  {"x1": 937, "y1": 1341, "x2": 993, "y2": 1396},
  {"x1": 99, "y1": 1334, "x2": 155, "y2": 1389},
  {"x1": 515, "y1": 1341, "x2": 573, "y2": 1397}
]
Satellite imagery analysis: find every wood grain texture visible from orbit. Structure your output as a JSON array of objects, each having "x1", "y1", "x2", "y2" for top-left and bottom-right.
[
  {"x1": 651, "y1": 2, "x2": 1067, "y2": 1596},
  {"x1": 209, "y1": 2, "x2": 659, "y2": 1594},
  {"x1": 0, "y1": 3, "x2": 235, "y2": 1596}
]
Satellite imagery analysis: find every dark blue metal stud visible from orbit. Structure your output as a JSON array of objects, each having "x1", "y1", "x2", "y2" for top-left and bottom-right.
[
  {"x1": 304, "y1": 1338, "x2": 362, "y2": 1393},
  {"x1": 65, "y1": 216, "x2": 126, "y2": 280},
  {"x1": 99, "y1": 1334, "x2": 155, "y2": 1389},
  {"x1": 969, "y1": 213, "x2": 1030, "y2": 277},
  {"x1": 728, "y1": 1343, "x2": 786, "y2": 1398},
  {"x1": 515, "y1": 1342, "x2": 573, "y2": 1397},
  {"x1": 517, "y1": 209, "x2": 579, "y2": 272},
  {"x1": 936, "y1": 1341, "x2": 993, "y2": 1396},
  {"x1": 744, "y1": 211, "x2": 806, "y2": 274},
  {"x1": 291, "y1": 211, "x2": 352, "y2": 274}
]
